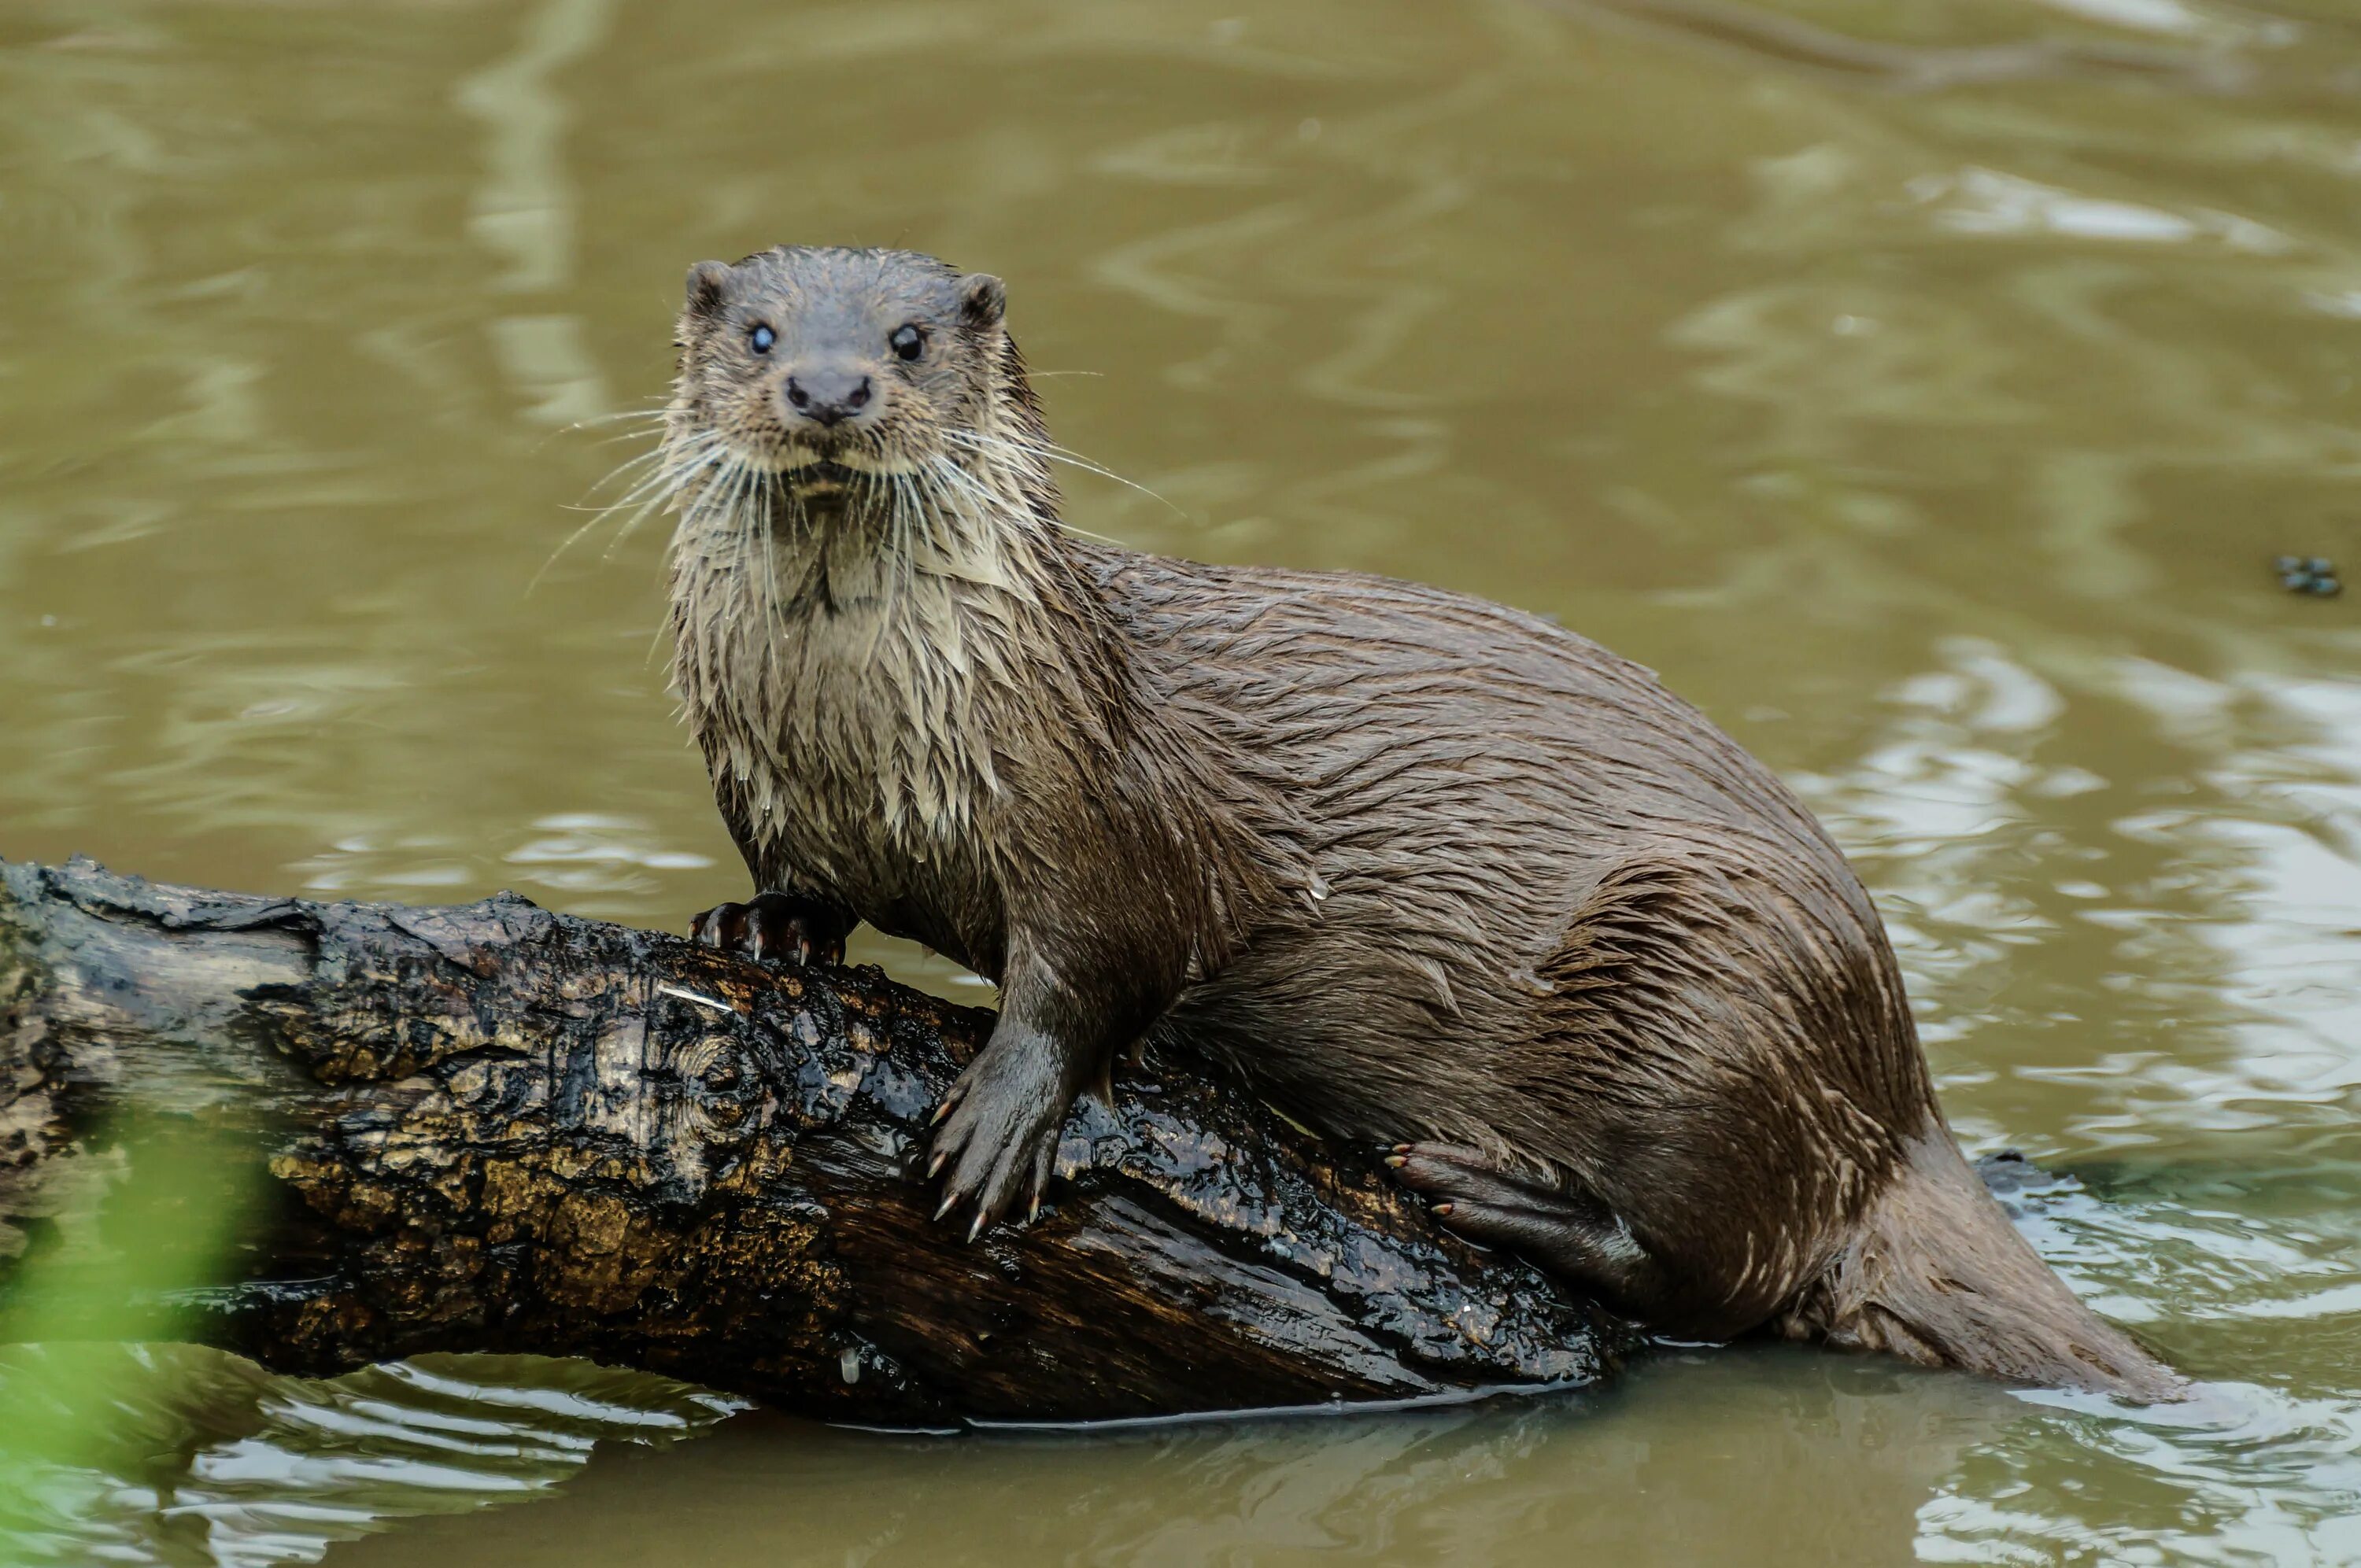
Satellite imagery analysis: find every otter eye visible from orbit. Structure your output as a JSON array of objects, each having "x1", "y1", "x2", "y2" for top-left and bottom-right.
[
  {"x1": 748, "y1": 324, "x2": 775, "y2": 355},
  {"x1": 890, "y1": 324, "x2": 924, "y2": 363}
]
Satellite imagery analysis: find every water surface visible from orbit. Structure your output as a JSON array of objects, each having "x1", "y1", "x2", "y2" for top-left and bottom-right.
[{"x1": 2, "y1": 0, "x2": 2358, "y2": 1561}]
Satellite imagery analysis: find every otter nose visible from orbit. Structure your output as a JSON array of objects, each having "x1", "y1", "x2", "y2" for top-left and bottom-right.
[{"x1": 782, "y1": 369, "x2": 874, "y2": 429}]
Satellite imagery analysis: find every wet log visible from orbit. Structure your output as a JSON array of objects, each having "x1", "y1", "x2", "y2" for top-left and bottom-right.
[{"x1": 0, "y1": 857, "x2": 1627, "y2": 1426}]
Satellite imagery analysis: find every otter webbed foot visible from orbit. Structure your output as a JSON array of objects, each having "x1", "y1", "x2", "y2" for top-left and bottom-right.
[
  {"x1": 1388, "y1": 1141, "x2": 1674, "y2": 1323},
  {"x1": 689, "y1": 890, "x2": 850, "y2": 966},
  {"x1": 926, "y1": 1025, "x2": 1080, "y2": 1241}
]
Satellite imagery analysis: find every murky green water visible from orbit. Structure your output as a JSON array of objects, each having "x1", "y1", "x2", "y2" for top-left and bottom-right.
[{"x1": 2, "y1": 0, "x2": 2358, "y2": 1561}]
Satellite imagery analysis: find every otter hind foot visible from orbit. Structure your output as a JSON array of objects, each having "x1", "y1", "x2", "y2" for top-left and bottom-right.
[
  {"x1": 1388, "y1": 1142, "x2": 1672, "y2": 1323},
  {"x1": 689, "y1": 890, "x2": 849, "y2": 966}
]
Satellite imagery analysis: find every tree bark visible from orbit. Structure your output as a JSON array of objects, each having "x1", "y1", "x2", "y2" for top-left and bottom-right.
[{"x1": 0, "y1": 857, "x2": 1626, "y2": 1426}]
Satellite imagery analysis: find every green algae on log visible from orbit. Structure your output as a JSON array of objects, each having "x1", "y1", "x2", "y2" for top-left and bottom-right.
[{"x1": 0, "y1": 857, "x2": 1628, "y2": 1424}]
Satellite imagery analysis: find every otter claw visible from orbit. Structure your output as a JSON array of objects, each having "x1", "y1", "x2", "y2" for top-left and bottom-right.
[
  {"x1": 924, "y1": 1028, "x2": 1072, "y2": 1245},
  {"x1": 934, "y1": 1192, "x2": 959, "y2": 1221},
  {"x1": 928, "y1": 1149, "x2": 948, "y2": 1179},
  {"x1": 686, "y1": 891, "x2": 846, "y2": 968}
]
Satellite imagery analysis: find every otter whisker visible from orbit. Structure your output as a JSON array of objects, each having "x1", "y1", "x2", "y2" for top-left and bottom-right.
[
  {"x1": 583, "y1": 423, "x2": 682, "y2": 452},
  {"x1": 598, "y1": 442, "x2": 733, "y2": 563},
  {"x1": 929, "y1": 450, "x2": 1117, "y2": 548},
  {"x1": 594, "y1": 434, "x2": 726, "y2": 528},
  {"x1": 998, "y1": 436, "x2": 1158, "y2": 503},
  {"x1": 574, "y1": 427, "x2": 720, "y2": 515},
  {"x1": 588, "y1": 429, "x2": 724, "y2": 516},
  {"x1": 937, "y1": 428, "x2": 1053, "y2": 498},
  {"x1": 526, "y1": 400, "x2": 675, "y2": 463},
  {"x1": 558, "y1": 397, "x2": 677, "y2": 432},
  {"x1": 943, "y1": 428, "x2": 1185, "y2": 520},
  {"x1": 533, "y1": 437, "x2": 727, "y2": 594},
  {"x1": 543, "y1": 408, "x2": 678, "y2": 458},
  {"x1": 566, "y1": 448, "x2": 673, "y2": 510},
  {"x1": 570, "y1": 412, "x2": 678, "y2": 440}
]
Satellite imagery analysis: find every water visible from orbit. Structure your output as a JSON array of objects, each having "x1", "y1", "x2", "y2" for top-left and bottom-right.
[{"x1": 1, "y1": 0, "x2": 2357, "y2": 1561}]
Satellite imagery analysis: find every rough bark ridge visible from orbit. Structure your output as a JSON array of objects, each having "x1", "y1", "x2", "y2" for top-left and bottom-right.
[{"x1": 0, "y1": 857, "x2": 1627, "y2": 1425}]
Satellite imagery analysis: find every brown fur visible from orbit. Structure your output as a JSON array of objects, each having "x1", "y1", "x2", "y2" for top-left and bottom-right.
[{"x1": 657, "y1": 245, "x2": 2182, "y2": 1400}]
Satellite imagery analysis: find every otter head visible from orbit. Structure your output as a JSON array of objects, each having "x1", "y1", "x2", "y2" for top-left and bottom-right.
[{"x1": 663, "y1": 246, "x2": 1049, "y2": 549}]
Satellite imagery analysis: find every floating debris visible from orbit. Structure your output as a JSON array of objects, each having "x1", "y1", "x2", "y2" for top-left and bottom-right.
[{"x1": 2274, "y1": 555, "x2": 2341, "y2": 597}]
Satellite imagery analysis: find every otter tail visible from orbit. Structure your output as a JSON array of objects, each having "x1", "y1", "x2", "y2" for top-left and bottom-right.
[{"x1": 1779, "y1": 1130, "x2": 2185, "y2": 1401}]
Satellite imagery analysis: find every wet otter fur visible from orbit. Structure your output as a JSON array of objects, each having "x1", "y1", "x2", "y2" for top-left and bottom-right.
[{"x1": 657, "y1": 245, "x2": 2181, "y2": 1400}]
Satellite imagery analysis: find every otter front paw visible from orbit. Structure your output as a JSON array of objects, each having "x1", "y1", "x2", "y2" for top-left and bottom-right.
[
  {"x1": 926, "y1": 1036, "x2": 1070, "y2": 1241},
  {"x1": 689, "y1": 891, "x2": 846, "y2": 966}
]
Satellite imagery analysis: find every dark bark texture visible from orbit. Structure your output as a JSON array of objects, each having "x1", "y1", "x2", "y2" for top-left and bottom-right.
[{"x1": 0, "y1": 858, "x2": 1628, "y2": 1425}]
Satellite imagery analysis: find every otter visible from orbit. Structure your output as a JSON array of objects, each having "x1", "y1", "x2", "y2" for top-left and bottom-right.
[{"x1": 659, "y1": 245, "x2": 2181, "y2": 1400}]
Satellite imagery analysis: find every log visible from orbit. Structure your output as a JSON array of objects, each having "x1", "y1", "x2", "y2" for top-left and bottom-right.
[{"x1": 0, "y1": 857, "x2": 1628, "y2": 1426}]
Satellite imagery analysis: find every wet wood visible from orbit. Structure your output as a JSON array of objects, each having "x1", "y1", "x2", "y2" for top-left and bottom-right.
[{"x1": 0, "y1": 857, "x2": 1626, "y2": 1425}]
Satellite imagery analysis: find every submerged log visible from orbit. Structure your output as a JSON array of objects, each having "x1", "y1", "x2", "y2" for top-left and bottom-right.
[{"x1": 0, "y1": 857, "x2": 1627, "y2": 1425}]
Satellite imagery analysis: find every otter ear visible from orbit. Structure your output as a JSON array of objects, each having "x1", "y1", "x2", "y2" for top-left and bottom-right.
[
  {"x1": 684, "y1": 260, "x2": 733, "y2": 319},
  {"x1": 959, "y1": 273, "x2": 1006, "y2": 330}
]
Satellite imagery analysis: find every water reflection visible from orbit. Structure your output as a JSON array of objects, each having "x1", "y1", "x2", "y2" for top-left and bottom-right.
[
  {"x1": 0, "y1": 1348, "x2": 738, "y2": 1567},
  {"x1": 1, "y1": 0, "x2": 2357, "y2": 1561},
  {"x1": 336, "y1": 1356, "x2": 2023, "y2": 1568}
]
